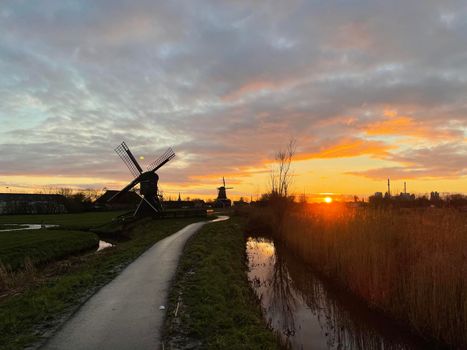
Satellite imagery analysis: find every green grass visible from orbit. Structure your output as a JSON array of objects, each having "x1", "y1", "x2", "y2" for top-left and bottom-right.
[
  {"x1": 0, "y1": 230, "x2": 99, "y2": 271},
  {"x1": 163, "y1": 217, "x2": 279, "y2": 350},
  {"x1": 0, "y1": 217, "x2": 203, "y2": 350},
  {"x1": 0, "y1": 211, "x2": 127, "y2": 230}
]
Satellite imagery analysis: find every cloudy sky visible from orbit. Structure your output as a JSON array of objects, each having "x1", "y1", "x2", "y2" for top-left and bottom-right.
[{"x1": 1, "y1": 0, "x2": 466, "y2": 200}]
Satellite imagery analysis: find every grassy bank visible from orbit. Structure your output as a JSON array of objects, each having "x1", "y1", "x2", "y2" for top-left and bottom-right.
[
  {"x1": 0, "y1": 217, "x2": 201, "y2": 350},
  {"x1": 163, "y1": 218, "x2": 279, "y2": 350},
  {"x1": 250, "y1": 205, "x2": 466, "y2": 348},
  {"x1": 0, "y1": 211, "x2": 126, "y2": 230},
  {"x1": 0, "y1": 229, "x2": 98, "y2": 271}
]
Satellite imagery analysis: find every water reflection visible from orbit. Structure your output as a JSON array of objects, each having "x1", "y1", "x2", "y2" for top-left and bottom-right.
[
  {"x1": 246, "y1": 237, "x2": 430, "y2": 350},
  {"x1": 0, "y1": 224, "x2": 58, "y2": 232},
  {"x1": 209, "y1": 215, "x2": 230, "y2": 223}
]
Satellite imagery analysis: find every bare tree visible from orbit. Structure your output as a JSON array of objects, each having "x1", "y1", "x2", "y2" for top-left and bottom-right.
[
  {"x1": 270, "y1": 139, "x2": 296, "y2": 198},
  {"x1": 55, "y1": 187, "x2": 74, "y2": 198},
  {"x1": 82, "y1": 188, "x2": 101, "y2": 202}
]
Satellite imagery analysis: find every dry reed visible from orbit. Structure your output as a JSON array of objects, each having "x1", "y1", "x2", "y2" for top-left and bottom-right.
[
  {"x1": 267, "y1": 205, "x2": 466, "y2": 348},
  {"x1": 0, "y1": 257, "x2": 37, "y2": 298}
]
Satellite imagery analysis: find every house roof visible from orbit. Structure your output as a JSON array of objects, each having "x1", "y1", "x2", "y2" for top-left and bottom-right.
[{"x1": 94, "y1": 190, "x2": 140, "y2": 204}]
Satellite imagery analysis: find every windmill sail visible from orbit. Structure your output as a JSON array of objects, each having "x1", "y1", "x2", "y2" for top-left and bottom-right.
[
  {"x1": 147, "y1": 148, "x2": 175, "y2": 172},
  {"x1": 110, "y1": 141, "x2": 175, "y2": 216},
  {"x1": 108, "y1": 176, "x2": 141, "y2": 202},
  {"x1": 115, "y1": 142, "x2": 143, "y2": 177},
  {"x1": 222, "y1": 177, "x2": 233, "y2": 189}
]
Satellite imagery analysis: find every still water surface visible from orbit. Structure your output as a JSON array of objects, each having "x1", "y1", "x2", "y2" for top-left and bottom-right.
[
  {"x1": 246, "y1": 237, "x2": 431, "y2": 350},
  {"x1": 0, "y1": 224, "x2": 115, "y2": 252},
  {"x1": 0, "y1": 224, "x2": 58, "y2": 232}
]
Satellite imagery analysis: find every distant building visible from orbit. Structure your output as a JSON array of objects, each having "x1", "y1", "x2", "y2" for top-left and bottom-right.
[
  {"x1": 397, "y1": 192, "x2": 415, "y2": 201},
  {"x1": 162, "y1": 199, "x2": 205, "y2": 210},
  {"x1": 369, "y1": 192, "x2": 383, "y2": 206},
  {"x1": 233, "y1": 198, "x2": 249, "y2": 207},
  {"x1": 397, "y1": 181, "x2": 415, "y2": 201},
  {"x1": 0, "y1": 193, "x2": 68, "y2": 215},
  {"x1": 214, "y1": 198, "x2": 231, "y2": 208},
  {"x1": 94, "y1": 190, "x2": 141, "y2": 210}
]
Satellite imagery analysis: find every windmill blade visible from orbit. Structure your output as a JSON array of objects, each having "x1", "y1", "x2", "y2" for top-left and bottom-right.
[
  {"x1": 225, "y1": 187, "x2": 233, "y2": 189},
  {"x1": 115, "y1": 142, "x2": 143, "y2": 177},
  {"x1": 107, "y1": 176, "x2": 141, "y2": 202},
  {"x1": 147, "y1": 148, "x2": 175, "y2": 172},
  {"x1": 134, "y1": 191, "x2": 160, "y2": 214}
]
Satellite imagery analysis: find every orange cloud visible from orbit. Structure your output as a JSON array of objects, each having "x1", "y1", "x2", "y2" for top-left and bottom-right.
[
  {"x1": 222, "y1": 81, "x2": 277, "y2": 101},
  {"x1": 222, "y1": 77, "x2": 299, "y2": 101},
  {"x1": 363, "y1": 110, "x2": 457, "y2": 139},
  {"x1": 296, "y1": 138, "x2": 393, "y2": 160}
]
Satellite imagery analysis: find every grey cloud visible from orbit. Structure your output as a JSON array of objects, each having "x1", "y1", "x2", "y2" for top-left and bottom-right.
[
  {"x1": 349, "y1": 143, "x2": 467, "y2": 180},
  {"x1": 1, "y1": 0, "x2": 467, "y2": 190}
]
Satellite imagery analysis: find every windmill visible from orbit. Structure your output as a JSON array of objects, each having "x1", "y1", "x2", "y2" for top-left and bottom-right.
[
  {"x1": 109, "y1": 141, "x2": 175, "y2": 216},
  {"x1": 215, "y1": 177, "x2": 232, "y2": 208}
]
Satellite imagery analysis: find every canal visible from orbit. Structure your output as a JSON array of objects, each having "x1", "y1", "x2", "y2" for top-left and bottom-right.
[{"x1": 246, "y1": 237, "x2": 434, "y2": 350}]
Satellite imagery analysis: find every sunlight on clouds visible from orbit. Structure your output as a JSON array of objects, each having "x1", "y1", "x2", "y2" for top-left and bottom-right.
[
  {"x1": 363, "y1": 109, "x2": 460, "y2": 141},
  {"x1": 1, "y1": 1, "x2": 467, "y2": 197},
  {"x1": 296, "y1": 138, "x2": 393, "y2": 160}
]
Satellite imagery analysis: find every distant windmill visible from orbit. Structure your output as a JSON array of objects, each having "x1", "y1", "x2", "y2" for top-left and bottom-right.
[
  {"x1": 215, "y1": 177, "x2": 232, "y2": 208},
  {"x1": 109, "y1": 141, "x2": 175, "y2": 216}
]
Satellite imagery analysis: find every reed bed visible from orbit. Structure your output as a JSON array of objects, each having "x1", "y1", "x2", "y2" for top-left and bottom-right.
[{"x1": 256, "y1": 205, "x2": 467, "y2": 348}]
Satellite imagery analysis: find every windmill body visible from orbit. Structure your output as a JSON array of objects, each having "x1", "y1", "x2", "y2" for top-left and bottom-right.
[
  {"x1": 217, "y1": 187, "x2": 228, "y2": 201},
  {"x1": 109, "y1": 142, "x2": 175, "y2": 217},
  {"x1": 135, "y1": 171, "x2": 162, "y2": 215},
  {"x1": 214, "y1": 177, "x2": 232, "y2": 208}
]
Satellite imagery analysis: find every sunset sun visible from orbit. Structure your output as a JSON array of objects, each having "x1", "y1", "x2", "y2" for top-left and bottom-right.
[{"x1": 324, "y1": 196, "x2": 333, "y2": 203}]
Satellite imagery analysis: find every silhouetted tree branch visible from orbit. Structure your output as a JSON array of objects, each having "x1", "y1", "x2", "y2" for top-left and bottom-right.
[{"x1": 270, "y1": 139, "x2": 296, "y2": 198}]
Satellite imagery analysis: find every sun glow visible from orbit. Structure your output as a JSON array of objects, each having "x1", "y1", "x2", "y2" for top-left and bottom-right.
[{"x1": 324, "y1": 196, "x2": 333, "y2": 203}]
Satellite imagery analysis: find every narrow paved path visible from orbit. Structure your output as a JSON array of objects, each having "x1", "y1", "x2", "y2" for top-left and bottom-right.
[{"x1": 42, "y1": 216, "x2": 229, "y2": 350}]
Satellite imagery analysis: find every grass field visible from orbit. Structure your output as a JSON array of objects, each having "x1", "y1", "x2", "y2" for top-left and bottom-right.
[
  {"x1": 163, "y1": 217, "x2": 279, "y2": 350},
  {"x1": 0, "y1": 229, "x2": 98, "y2": 271},
  {"x1": 0, "y1": 211, "x2": 127, "y2": 230},
  {"x1": 0, "y1": 216, "x2": 203, "y2": 350},
  {"x1": 250, "y1": 205, "x2": 467, "y2": 348}
]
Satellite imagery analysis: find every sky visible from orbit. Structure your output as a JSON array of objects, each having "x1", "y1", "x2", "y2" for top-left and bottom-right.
[{"x1": 1, "y1": 0, "x2": 466, "y2": 201}]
